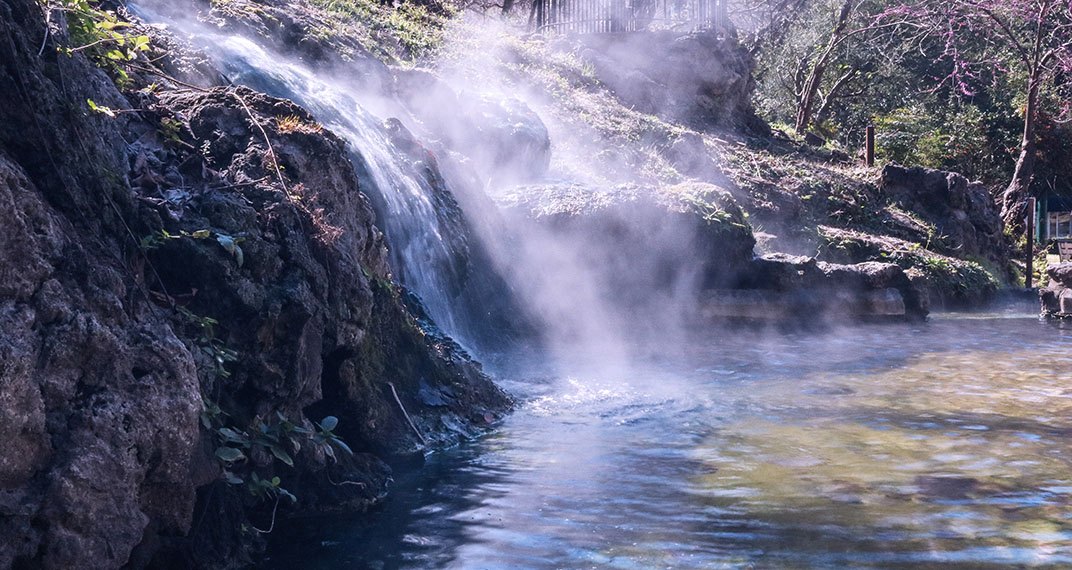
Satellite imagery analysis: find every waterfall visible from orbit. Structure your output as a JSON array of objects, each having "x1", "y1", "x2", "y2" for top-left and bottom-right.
[
  {"x1": 131, "y1": 4, "x2": 636, "y2": 373},
  {"x1": 209, "y1": 37, "x2": 469, "y2": 337},
  {"x1": 130, "y1": 6, "x2": 475, "y2": 346}
]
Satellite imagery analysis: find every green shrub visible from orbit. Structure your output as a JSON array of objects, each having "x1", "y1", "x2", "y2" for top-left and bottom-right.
[{"x1": 873, "y1": 103, "x2": 1008, "y2": 182}]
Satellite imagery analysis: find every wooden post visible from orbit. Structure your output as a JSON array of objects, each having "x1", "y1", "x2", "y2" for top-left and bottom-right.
[
  {"x1": 1027, "y1": 196, "x2": 1036, "y2": 289},
  {"x1": 865, "y1": 125, "x2": 875, "y2": 167}
]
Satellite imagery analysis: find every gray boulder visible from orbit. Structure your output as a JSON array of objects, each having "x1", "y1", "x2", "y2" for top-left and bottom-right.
[
  {"x1": 880, "y1": 164, "x2": 1008, "y2": 274},
  {"x1": 1041, "y1": 262, "x2": 1072, "y2": 318},
  {"x1": 711, "y1": 253, "x2": 928, "y2": 321}
]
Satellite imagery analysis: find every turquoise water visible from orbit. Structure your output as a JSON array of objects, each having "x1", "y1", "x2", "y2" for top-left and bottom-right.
[{"x1": 267, "y1": 316, "x2": 1072, "y2": 569}]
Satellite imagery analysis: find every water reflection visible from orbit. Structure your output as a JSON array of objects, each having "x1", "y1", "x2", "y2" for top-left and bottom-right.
[{"x1": 266, "y1": 317, "x2": 1072, "y2": 569}]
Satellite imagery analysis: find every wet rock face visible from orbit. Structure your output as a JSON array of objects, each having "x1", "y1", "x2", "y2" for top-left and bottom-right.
[
  {"x1": 577, "y1": 31, "x2": 755, "y2": 128},
  {"x1": 1041, "y1": 262, "x2": 1072, "y2": 318},
  {"x1": 379, "y1": 116, "x2": 474, "y2": 294},
  {"x1": 880, "y1": 164, "x2": 1008, "y2": 272}
]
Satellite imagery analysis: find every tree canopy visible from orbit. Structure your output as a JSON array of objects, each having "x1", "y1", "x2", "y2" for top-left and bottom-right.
[{"x1": 750, "y1": 0, "x2": 1072, "y2": 233}]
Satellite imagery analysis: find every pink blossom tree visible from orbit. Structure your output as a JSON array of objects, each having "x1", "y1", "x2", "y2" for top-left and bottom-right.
[{"x1": 883, "y1": 0, "x2": 1072, "y2": 231}]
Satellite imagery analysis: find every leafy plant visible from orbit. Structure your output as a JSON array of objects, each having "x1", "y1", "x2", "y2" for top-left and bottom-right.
[
  {"x1": 140, "y1": 228, "x2": 245, "y2": 268},
  {"x1": 200, "y1": 398, "x2": 229, "y2": 429},
  {"x1": 53, "y1": 0, "x2": 151, "y2": 87},
  {"x1": 159, "y1": 117, "x2": 185, "y2": 144},
  {"x1": 216, "y1": 234, "x2": 246, "y2": 267},
  {"x1": 86, "y1": 98, "x2": 135, "y2": 118},
  {"x1": 177, "y1": 307, "x2": 238, "y2": 378},
  {"x1": 206, "y1": 411, "x2": 354, "y2": 504},
  {"x1": 312, "y1": 415, "x2": 353, "y2": 461},
  {"x1": 246, "y1": 472, "x2": 297, "y2": 504}
]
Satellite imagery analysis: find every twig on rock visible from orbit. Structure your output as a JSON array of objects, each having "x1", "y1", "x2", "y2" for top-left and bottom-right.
[
  {"x1": 230, "y1": 90, "x2": 292, "y2": 199},
  {"x1": 127, "y1": 64, "x2": 210, "y2": 93},
  {"x1": 326, "y1": 471, "x2": 367, "y2": 488},
  {"x1": 38, "y1": 3, "x2": 51, "y2": 57},
  {"x1": 387, "y1": 381, "x2": 427, "y2": 445}
]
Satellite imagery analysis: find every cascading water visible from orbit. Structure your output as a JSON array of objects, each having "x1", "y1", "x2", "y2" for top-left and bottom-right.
[
  {"x1": 132, "y1": 5, "x2": 478, "y2": 348},
  {"x1": 219, "y1": 39, "x2": 471, "y2": 342}
]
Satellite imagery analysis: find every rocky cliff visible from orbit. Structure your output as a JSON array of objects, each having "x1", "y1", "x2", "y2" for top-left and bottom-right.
[{"x1": 0, "y1": 2, "x2": 509, "y2": 568}]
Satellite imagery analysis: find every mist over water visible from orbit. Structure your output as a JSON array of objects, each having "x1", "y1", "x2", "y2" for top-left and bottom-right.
[
  {"x1": 266, "y1": 316, "x2": 1072, "y2": 569},
  {"x1": 422, "y1": 17, "x2": 725, "y2": 368}
]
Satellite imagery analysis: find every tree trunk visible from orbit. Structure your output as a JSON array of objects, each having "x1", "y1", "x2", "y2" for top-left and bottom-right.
[
  {"x1": 794, "y1": 0, "x2": 852, "y2": 134},
  {"x1": 795, "y1": 67, "x2": 823, "y2": 133},
  {"x1": 1000, "y1": 75, "x2": 1040, "y2": 233}
]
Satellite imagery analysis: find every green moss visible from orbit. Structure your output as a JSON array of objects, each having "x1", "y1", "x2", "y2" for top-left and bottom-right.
[
  {"x1": 905, "y1": 254, "x2": 999, "y2": 301},
  {"x1": 672, "y1": 183, "x2": 752, "y2": 234},
  {"x1": 209, "y1": 0, "x2": 272, "y2": 20},
  {"x1": 816, "y1": 227, "x2": 999, "y2": 304}
]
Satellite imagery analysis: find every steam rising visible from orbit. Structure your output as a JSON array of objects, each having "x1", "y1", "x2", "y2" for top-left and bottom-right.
[
  {"x1": 130, "y1": 4, "x2": 728, "y2": 374},
  {"x1": 421, "y1": 17, "x2": 729, "y2": 369}
]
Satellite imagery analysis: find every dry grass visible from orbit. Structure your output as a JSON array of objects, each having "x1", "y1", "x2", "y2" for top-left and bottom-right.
[{"x1": 275, "y1": 115, "x2": 324, "y2": 135}]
